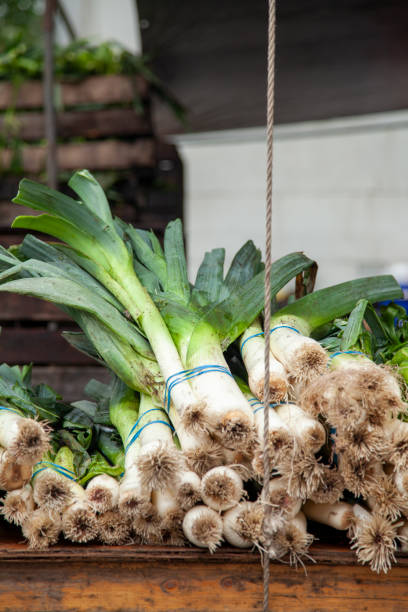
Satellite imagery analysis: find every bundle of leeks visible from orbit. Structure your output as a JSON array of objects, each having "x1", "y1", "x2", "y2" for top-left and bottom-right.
[{"x1": 0, "y1": 169, "x2": 405, "y2": 572}]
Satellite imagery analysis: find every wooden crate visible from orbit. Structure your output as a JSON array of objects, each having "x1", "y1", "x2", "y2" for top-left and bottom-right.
[{"x1": 0, "y1": 75, "x2": 183, "y2": 398}]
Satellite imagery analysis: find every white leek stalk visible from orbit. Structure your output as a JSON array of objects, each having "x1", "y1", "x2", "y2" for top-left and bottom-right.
[
  {"x1": 265, "y1": 477, "x2": 302, "y2": 531},
  {"x1": 393, "y1": 468, "x2": 408, "y2": 496},
  {"x1": 119, "y1": 464, "x2": 151, "y2": 518},
  {"x1": 309, "y1": 466, "x2": 344, "y2": 505},
  {"x1": 182, "y1": 505, "x2": 223, "y2": 552},
  {"x1": 97, "y1": 510, "x2": 131, "y2": 545},
  {"x1": 32, "y1": 466, "x2": 76, "y2": 511},
  {"x1": 240, "y1": 318, "x2": 288, "y2": 401},
  {"x1": 250, "y1": 403, "x2": 295, "y2": 472},
  {"x1": 0, "y1": 447, "x2": 32, "y2": 491},
  {"x1": 152, "y1": 487, "x2": 184, "y2": 545},
  {"x1": 365, "y1": 463, "x2": 408, "y2": 521},
  {"x1": 280, "y1": 449, "x2": 325, "y2": 500},
  {"x1": 62, "y1": 483, "x2": 98, "y2": 543},
  {"x1": 223, "y1": 501, "x2": 263, "y2": 548},
  {"x1": 329, "y1": 353, "x2": 402, "y2": 423},
  {"x1": 350, "y1": 504, "x2": 399, "y2": 574},
  {"x1": 303, "y1": 500, "x2": 353, "y2": 531},
  {"x1": 333, "y1": 424, "x2": 387, "y2": 463},
  {"x1": 170, "y1": 404, "x2": 223, "y2": 476},
  {"x1": 175, "y1": 469, "x2": 202, "y2": 510},
  {"x1": 135, "y1": 393, "x2": 183, "y2": 491},
  {"x1": 2, "y1": 484, "x2": 35, "y2": 526},
  {"x1": 201, "y1": 466, "x2": 243, "y2": 512},
  {"x1": 274, "y1": 403, "x2": 326, "y2": 452},
  {"x1": 0, "y1": 410, "x2": 49, "y2": 465},
  {"x1": 336, "y1": 452, "x2": 376, "y2": 498},
  {"x1": 86, "y1": 474, "x2": 120, "y2": 513},
  {"x1": 271, "y1": 511, "x2": 314, "y2": 566},
  {"x1": 22, "y1": 508, "x2": 61, "y2": 550},
  {"x1": 184, "y1": 324, "x2": 255, "y2": 449},
  {"x1": 268, "y1": 315, "x2": 328, "y2": 390}
]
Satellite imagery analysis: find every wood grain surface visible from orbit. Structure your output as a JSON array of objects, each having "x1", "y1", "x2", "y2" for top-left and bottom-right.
[
  {"x1": 0, "y1": 540, "x2": 406, "y2": 612},
  {"x1": 0, "y1": 75, "x2": 148, "y2": 110},
  {"x1": 0, "y1": 108, "x2": 152, "y2": 141},
  {"x1": 1, "y1": 139, "x2": 156, "y2": 173},
  {"x1": 0, "y1": 327, "x2": 94, "y2": 365}
]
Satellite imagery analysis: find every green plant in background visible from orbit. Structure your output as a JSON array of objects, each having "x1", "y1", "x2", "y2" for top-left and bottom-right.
[{"x1": 0, "y1": 0, "x2": 185, "y2": 179}]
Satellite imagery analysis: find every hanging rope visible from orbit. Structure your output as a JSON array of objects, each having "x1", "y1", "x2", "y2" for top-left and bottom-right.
[{"x1": 263, "y1": 0, "x2": 276, "y2": 610}]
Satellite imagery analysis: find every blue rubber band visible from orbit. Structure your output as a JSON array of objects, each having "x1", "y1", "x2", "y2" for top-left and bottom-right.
[
  {"x1": 38, "y1": 461, "x2": 76, "y2": 476},
  {"x1": 248, "y1": 397, "x2": 262, "y2": 407},
  {"x1": 125, "y1": 419, "x2": 174, "y2": 454},
  {"x1": 252, "y1": 401, "x2": 295, "y2": 415},
  {"x1": 126, "y1": 408, "x2": 168, "y2": 446},
  {"x1": 270, "y1": 325, "x2": 300, "y2": 335},
  {"x1": 164, "y1": 365, "x2": 233, "y2": 413},
  {"x1": 240, "y1": 325, "x2": 300, "y2": 355},
  {"x1": 0, "y1": 405, "x2": 21, "y2": 416},
  {"x1": 240, "y1": 332, "x2": 264, "y2": 355},
  {"x1": 32, "y1": 463, "x2": 76, "y2": 481}
]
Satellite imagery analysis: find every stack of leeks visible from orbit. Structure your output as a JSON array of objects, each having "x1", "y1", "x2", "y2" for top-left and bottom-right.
[{"x1": 0, "y1": 169, "x2": 406, "y2": 573}]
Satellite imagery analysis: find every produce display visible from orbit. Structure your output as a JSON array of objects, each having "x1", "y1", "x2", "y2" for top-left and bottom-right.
[{"x1": 0, "y1": 169, "x2": 407, "y2": 574}]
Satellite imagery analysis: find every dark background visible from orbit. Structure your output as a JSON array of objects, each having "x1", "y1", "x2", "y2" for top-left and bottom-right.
[{"x1": 138, "y1": 0, "x2": 408, "y2": 133}]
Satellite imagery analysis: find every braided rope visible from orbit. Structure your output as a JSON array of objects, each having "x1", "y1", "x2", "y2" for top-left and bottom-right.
[{"x1": 263, "y1": 0, "x2": 276, "y2": 610}]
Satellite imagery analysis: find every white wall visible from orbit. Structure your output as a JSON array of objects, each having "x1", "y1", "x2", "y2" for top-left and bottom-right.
[
  {"x1": 58, "y1": 0, "x2": 141, "y2": 53},
  {"x1": 175, "y1": 111, "x2": 408, "y2": 289}
]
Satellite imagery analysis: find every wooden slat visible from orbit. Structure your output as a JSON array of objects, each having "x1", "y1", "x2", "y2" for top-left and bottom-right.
[
  {"x1": 0, "y1": 294, "x2": 68, "y2": 322},
  {"x1": 0, "y1": 328, "x2": 95, "y2": 365},
  {"x1": 31, "y1": 366, "x2": 111, "y2": 402},
  {"x1": 0, "y1": 75, "x2": 148, "y2": 110},
  {"x1": 1, "y1": 139, "x2": 156, "y2": 173},
  {"x1": 0, "y1": 540, "x2": 406, "y2": 611},
  {"x1": 0, "y1": 108, "x2": 152, "y2": 141},
  {"x1": 0, "y1": 232, "x2": 47, "y2": 248}
]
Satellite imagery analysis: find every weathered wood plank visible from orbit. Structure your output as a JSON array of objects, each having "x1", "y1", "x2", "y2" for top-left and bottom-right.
[
  {"x1": 30, "y1": 365, "x2": 110, "y2": 401},
  {"x1": 0, "y1": 294, "x2": 68, "y2": 321},
  {"x1": 0, "y1": 232, "x2": 44, "y2": 248},
  {"x1": 0, "y1": 543, "x2": 406, "y2": 612},
  {"x1": 0, "y1": 328, "x2": 95, "y2": 365},
  {"x1": 0, "y1": 108, "x2": 152, "y2": 141},
  {"x1": 0, "y1": 203, "x2": 38, "y2": 228},
  {"x1": 0, "y1": 75, "x2": 148, "y2": 110},
  {"x1": 1, "y1": 139, "x2": 156, "y2": 173}
]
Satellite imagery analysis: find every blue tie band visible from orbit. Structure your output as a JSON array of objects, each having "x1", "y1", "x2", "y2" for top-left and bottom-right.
[
  {"x1": 32, "y1": 461, "x2": 76, "y2": 481},
  {"x1": 126, "y1": 407, "x2": 168, "y2": 445},
  {"x1": 252, "y1": 400, "x2": 295, "y2": 415},
  {"x1": 125, "y1": 420, "x2": 174, "y2": 454},
  {"x1": 0, "y1": 406, "x2": 21, "y2": 416},
  {"x1": 164, "y1": 365, "x2": 233, "y2": 413},
  {"x1": 240, "y1": 325, "x2": 300, "y2": 355}
]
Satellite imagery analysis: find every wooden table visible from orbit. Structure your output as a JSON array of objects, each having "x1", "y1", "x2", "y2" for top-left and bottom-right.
[{"x1": 0, "y1": 530, "x2": 407, "y2": 612}]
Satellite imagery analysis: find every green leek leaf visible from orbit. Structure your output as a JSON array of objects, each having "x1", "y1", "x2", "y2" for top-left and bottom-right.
[
  {"x1": 221, "y1": 240, "x2": 263, "y2": 300},
  {"x1": 340, "y1": 299, "x2": 368, "y2": 350},
  {"x1": 274, "y1": 275, "x2": 403, "y2": 332},
  {"x1": 192, "y1": 248, "x2": 225, "y2": 307},
  {"x1": 68, "y1": 169, "x2": 113, "y2": 224},
  {"x1": 0, "y1": 276, "x2": 153, "y2": 359},
  {"x1": 163, "y1": 219, "x2": 190, "y2": 303}
]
